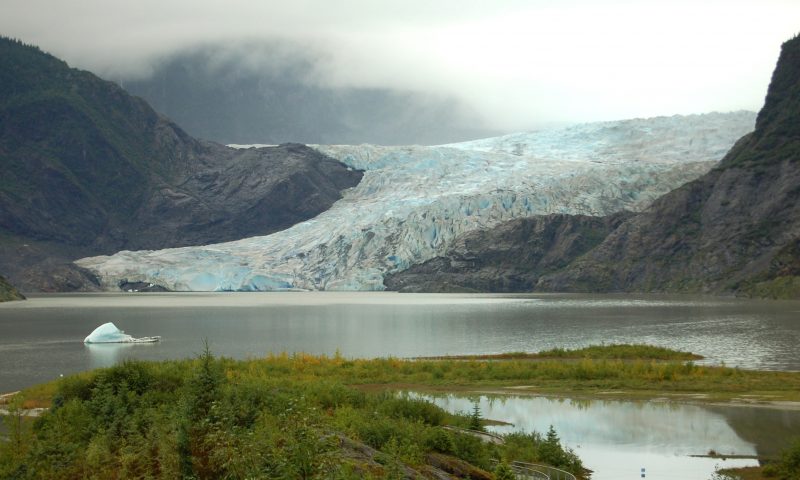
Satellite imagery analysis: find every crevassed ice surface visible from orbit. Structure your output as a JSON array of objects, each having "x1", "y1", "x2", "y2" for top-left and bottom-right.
[{"x1": 77, "y1": 112, "x2": 756, "y2": 291}]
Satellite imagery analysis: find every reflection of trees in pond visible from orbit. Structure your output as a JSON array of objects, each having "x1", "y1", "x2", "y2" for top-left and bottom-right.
[
  {"x1": 705, "y1": 405, "x2": 800, "y2": 458},
  {"x1": 422, "y1": 392, "x2": 759, "y2": 457},
  {"x1": 568, "y1": 398, "x2": 592, "y2": 411},
  {"x1": 485, "y1": 395, "x2": 512, "y2": 409},
  {"x1": 409, "y1": 391, "x2": 800, "y2": 461}
]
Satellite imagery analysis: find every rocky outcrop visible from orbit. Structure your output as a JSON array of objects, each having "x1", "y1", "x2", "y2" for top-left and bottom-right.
[
  {"x1": 537, "y1": 34, "x2": 800, "y2": 298},
  {"x1": 0, "y1": 38, "x2": 362, "y2": 291},
  {"x1": 384, "y1": 213, "x2": 631, "y2": 292},
  {"x1": 118, "y1": 143, "x2": 363, "y2": 251},
  {"x1": 0, "y1": 274, "x2": 25, "y2": 301}
]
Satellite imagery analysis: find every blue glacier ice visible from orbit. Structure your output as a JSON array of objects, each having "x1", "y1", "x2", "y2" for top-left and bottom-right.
[
  {"x1": 76, "y1": 112, "x2": 756, "y2": 292},
  {"x1": 84, "y1": 322, "x2": 160, "y2": 343}
]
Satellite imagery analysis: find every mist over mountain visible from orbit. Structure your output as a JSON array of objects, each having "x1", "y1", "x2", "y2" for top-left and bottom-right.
[
  {"x1": 388, "y1": 34, "x2": 800, "y2": 299},
  {"x1": 3, "y1": 30, "x2": 794, "y2": 300},
  {"x1": 0, "y1": 37, "x2": 362, "y2": 291},
  {"x1": 122, "y1": 44, "x2": 499, "y2": 146},
  {"x1": 537, "y1": 34, "x2": 800, "y2": 298}
]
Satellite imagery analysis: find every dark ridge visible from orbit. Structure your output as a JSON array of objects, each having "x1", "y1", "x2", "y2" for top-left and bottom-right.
[
  {"x1": 384, "y1": 213, "x2": 631, "y2": 293},
  {"x1": 0, "y1": 37, "x2": 363, "y2": 291},
  {"x1": 536, "y1": 35, "x2": 800, "y2": 298}
]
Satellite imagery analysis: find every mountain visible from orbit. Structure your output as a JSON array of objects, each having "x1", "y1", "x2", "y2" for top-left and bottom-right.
[
  {"x1": 0, "y1": 274, "x2": 24, "y2": 301},
  {"x1": 122, "y1": 45, "x2": 498, "y2": 146},
  {"x1": 535, "y1": 34, "x2": 800, "y2": 298},
  {"x1": 384, "y1": 213, "x2": 632, "y2": 293},
  {"x1": 76, "y1": 112, "x2": 755, "y2": 291},
  {"x1": 0, "y1": 37, "x2": 362, "y2": 291}
]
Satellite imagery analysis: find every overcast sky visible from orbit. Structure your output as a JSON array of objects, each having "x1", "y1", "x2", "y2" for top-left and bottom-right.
[{"x1": 2, "y1": 0, "x2": 798, "y2": 131}]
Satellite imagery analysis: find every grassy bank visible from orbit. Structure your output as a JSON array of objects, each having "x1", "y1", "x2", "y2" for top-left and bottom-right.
[
  {"x1": 15, "y1": 345, "x2": 800, "y2": 409},
  {"x1": 1, "y1": 348, "x2": 586, "y2": 480},
  {"x1": 4, "y1": 344, "x2": 800, "y2": 478},
  {"x1": 243, "y1": 353, "x2": 800, "y2": 403}
]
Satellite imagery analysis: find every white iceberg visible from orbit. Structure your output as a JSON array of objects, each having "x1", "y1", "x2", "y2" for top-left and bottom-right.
[{"x1": 83, "y1": 322, "x2": 160, "y2": 344}]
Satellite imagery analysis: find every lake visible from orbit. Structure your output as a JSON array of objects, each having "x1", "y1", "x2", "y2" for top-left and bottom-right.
[
  {"x1": 1, "y1": 292, "x2": 800, "y2": 393},
  {"x1": 2, "y1": 292, "x2": 800, "y2": 478}
]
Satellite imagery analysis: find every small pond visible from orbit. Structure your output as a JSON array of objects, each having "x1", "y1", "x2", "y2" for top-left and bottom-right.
[{"x1": 419, "y1": 393, "x2": 800, "y2": 480}]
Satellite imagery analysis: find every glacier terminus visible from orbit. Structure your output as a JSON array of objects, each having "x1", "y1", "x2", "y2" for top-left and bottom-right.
[{"x1": 76, "y1": 112, "x2": 756, "y2": 292}]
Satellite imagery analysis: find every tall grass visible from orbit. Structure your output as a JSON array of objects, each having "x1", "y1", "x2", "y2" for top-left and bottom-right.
[
  {"x1": 421, "y1": 344, "x2": 703, "y2": 361},
  {"x1": 221, "y1": 351, "x2": 798, "y2": 398}
]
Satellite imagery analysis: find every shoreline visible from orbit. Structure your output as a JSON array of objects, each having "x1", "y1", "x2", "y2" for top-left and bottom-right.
[
  {"x1": 6, "y1": 383, "x2": 800, "y2": 414},
  {"x1": 6, "y1": 343, "x2": 800, "y2": 414},
  {"x1": 356, "y1": 383, "x2": 800, "y2": 411}
]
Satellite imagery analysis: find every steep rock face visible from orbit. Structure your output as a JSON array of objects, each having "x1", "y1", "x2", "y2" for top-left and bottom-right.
[
  {"x1": 537, "y1": 35, "x2": 800, "y2": 297},
  {"x1": 76, "y1": 112, "x2": 755, "y2": 291},
  {"x1": 0, "y1": 38, "x2": 362, "y2": 290},
  {"x1": 0, "y1": 274, "x2": 25, "y2": 301},
  {"x1": 384, "y1": 213, "x2": 631, "y2": 292},
  {"x1": 121, "y1": 143, "x2": 363, "y2": 251}
]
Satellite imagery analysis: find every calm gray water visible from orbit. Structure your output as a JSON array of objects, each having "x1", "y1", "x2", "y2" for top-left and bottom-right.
[
  {"x1": 422, "y1": 393, "x2": 800, "y2": 480},
  {"x1": 1, "y1": 292, "x2": 800, "y2": 392}
]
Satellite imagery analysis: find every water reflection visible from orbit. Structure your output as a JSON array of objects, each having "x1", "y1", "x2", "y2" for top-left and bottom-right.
[
  {"x1": 419, "y1": 393, "x2": 800, "y2": 480},
  {"x1": 85, "y1": 343, "x2": 158, "y2": 369},
  {"x1": 704, "y1": 405, "x2": 800, "y2": 458},
  {"x1": 428, "y1": 394, "x2": 755, "y2": 454}
]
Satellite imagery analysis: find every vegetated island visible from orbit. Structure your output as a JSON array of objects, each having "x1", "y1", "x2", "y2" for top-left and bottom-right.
[
  {"x1": 3, "y1": 344, "x2": 800, "y2": 479},
  {"x1": 416, "y1": 344, "x2": 704, "y2": 361}
]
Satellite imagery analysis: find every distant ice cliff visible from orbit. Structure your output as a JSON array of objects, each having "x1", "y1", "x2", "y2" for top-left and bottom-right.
[{"x1": 77, "y1": 112, "x2": 756, "y2": 291}]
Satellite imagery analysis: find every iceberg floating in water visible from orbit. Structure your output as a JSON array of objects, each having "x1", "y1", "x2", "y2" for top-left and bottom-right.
[{"x1": 84, "y1": 322, "x2": 160, "y2": 344}]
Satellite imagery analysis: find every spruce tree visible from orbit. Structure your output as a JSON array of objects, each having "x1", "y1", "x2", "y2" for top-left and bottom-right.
[{"x1": 469, "y1": 399, "x2": 485, "y2": 432}]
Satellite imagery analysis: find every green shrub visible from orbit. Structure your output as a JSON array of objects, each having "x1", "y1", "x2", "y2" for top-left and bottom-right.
[
  {"x1": 775, "y1": 437, "x2": 800, "y2": 479},
  {"x1": 377, "y1": 395, "x2": 446, "y2": 425},
  {"x1": 494, "y1": 460, "x2": 516, "y2": 480},
  {"x1": 423, "y1": 428, "x2": 455, "y2": 454}
]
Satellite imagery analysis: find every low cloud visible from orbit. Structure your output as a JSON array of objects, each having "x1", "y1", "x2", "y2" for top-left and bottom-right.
[{"x1": 2, "y1": 0, "x2": 798, "y2": 131}]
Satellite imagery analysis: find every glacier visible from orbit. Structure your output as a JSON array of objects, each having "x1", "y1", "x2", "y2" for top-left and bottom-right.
[{"x1": 76, "y1": 111, "x2": 756, "y2": 292}]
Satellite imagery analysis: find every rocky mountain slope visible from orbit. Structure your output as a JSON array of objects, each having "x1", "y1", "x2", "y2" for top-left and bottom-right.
[
  {"x1": 384, "y1": 213, "x2": 632, "y2": 293},
  {"x1": 77, "y1": 112, "x2": 754, "y2": 291},
  {"x1": 123, "y1": 45, "x2": 497, "y2": 146},
  {"x1": 0, "y1": 274, "x2": 24, "y2": 301},
  {"x1": 0, "y1": 37, "x2": 362, "y2": 291},
  {"x1": 536, "y1": 34, "x2": 800, "y2": 297}
]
